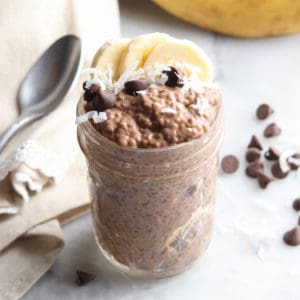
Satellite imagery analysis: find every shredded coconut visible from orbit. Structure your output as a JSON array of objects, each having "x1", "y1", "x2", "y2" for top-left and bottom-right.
[
  {"x1": 279, "y1": 150, "x2": 295, "y2": 173},
  {"x1": 81, "y1": 67, "x2": 100, "y2": 76},
  {"x1": 159, "y1": 73, "x2": 169, "y2": 85},
  {"x1": 287, "y1": 156, "x2": 300, "y2": 167},
  {"x1": 114, "y1": 62, "x2": 145, "y2": 94},
  {"x1": 136, "y1": 90, "x2": 147, "y2": 95},
  {"x1": 149, "y1": 83, "x2": 158, "y2": 89},
  {"x1": 84, "y1": 77, "x2": 106, "y2": 90},
  {"x1": 191, "y1": 97, "x2": 211, "y2": 116},
  {"x1": 160, "y1": 107, "x2": 176, "y2": 114},
  {"x1": 81, "y1": 62, "x2": 218, "y2": 101},
  {"x1": 145, "y1": 63, "x2": 171, "y2": 84},
  {"x1": 180, "y1": 61, "x2": 202, "y2": 75},
  {"x1": 257, "y1": 245, "x2": 267, "y2": 260},
  {"x1": 76, "y1": 111, "x2": 107, "y2": 124}
]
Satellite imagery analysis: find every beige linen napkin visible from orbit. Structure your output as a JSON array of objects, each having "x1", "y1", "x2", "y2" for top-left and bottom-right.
[{"x1": 0, "y1": 0, "x2": 120, "y2": 299}]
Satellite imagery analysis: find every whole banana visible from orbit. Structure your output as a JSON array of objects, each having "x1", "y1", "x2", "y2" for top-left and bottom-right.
[{"x1": 153, "y1": 0, "x2": 300, "y2": 38}]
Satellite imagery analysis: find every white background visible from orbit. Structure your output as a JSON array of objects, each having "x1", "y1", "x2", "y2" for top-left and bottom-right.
[{"x1": 25, "y1": 0, "x2": 300, "y2": 299}]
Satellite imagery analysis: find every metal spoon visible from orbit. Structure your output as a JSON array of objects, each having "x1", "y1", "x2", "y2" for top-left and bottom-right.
[{"x1": 0, "y1": 34, "x2": 82, "y2": 153}]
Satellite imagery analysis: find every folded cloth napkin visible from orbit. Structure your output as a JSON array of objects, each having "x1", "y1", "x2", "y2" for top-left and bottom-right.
[{"x1": 0, "y1": 0, "x2": 120, "y2": 299}]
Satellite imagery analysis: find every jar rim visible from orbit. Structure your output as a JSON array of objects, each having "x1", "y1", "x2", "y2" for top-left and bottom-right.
[{"x1": 77, "y1": 96, "x2": 223, "y2": 154}]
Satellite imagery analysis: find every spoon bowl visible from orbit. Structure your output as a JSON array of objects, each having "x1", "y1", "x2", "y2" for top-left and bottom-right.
[{"x1": 0, "y1": 34, "x2": 81, "y2": 152}]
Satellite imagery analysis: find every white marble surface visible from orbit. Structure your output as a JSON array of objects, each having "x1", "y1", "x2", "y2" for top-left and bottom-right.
[{"x1": 24, "y1": 0, "x2": 300, "y2": 299}]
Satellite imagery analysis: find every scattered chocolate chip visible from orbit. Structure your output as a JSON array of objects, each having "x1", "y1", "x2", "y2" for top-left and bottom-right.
[
  {"x1": 245, "y1": 161, "x2": 264, "y2": 178},
  {"x1": 246, "y1": 147, "x2": 261, "y2": 163},
  {"x1": 76, "y1": 270, "x2": 96, "y2": 286},
  {"x1": 163, "y1": 66, "x2": 184, "y2": 88},
  {"x1": 248, "y1": 135, "x2": 263, "y2": 151},
  {"x1": 288, "y1": 153, "x2": 300, "y2": 170},
  {"x1": 271, "y1": 161, "x2": 289, "y2": 179},
  {"x1": 283, "y1": 227, "x2": 300, "y2": 246},
  {"x1": 221, "y1": 155, "x2": 239, "y2": 174},
  {"x1": 124, "y1": 80, "x2": 149, "y2": 95},
  {"x1": 93, "y1": 89, "x2": 116, "y2": 112},
  {"x1": 289, "y1": 162, "x2": 299, "y2": 171},
  {"x1": 264, "y1": 123, "x2": 282, "y2": 138},
  {"x1": 256, "y1": 104, "x2": 273, "y2": 120},
  {"x1": 83, "y1": 83, "x2": 99, "y2": 102},
  {"x1": 292, "y1": 198, "x2": 300, "y2": 212},
  {"x1": 264, "y1": 146, "x2": 280, "y2": 161},
  {"x1": 257, "y1": 171, "x2": 273, "y2": 189},
  {"x1": 292, "y1": 153, "x2": 300, "y2": 159}
]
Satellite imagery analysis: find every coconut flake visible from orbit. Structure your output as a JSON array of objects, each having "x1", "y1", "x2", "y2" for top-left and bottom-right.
[
  {"x1": 253, "y1": 197, "x2": 278, "y2": 213},
  {"x1": 82, "y1": 66, "x2": 114, "y2": 92},
  {"x1": 180, "y1": 61, "x2": 202, "y2": 74},
  {"x1": 136, "y1": 90, "x2": 147, "y2": 95},
  {"x1": 160, "y1": 107, "x2": 176, "y2": 114},
  {"x1": 189, "y1": 79, "x2": 204, "y2": 94},
  {"x1": 114, "y1": 62, "x2": 145, "y2": 94},
  {"x1": 93, "y1": 111, "x2": 107, "y2": 123},
  {"x1": 257, "y1": 244, "x2": 267, "y2": 260},
  {"x1": 287, "y1": 156, "x2": 300, "y2": 167},
  {"x1": 145, "y1": 64, "x2": 171, "y2": 85},
  {"x1": 84, "y1": 77, "x2": 105, "y2": 90},
  {"x1": 159, "y1": 73, "x2": 169, "y2": 85},
  {"x1": 191, "y1": 97, "x2": 210, "y2": 116},
  {"x1": 149, "y1": 83, "x2": 158, "y2": 89},
  {"x1": 81, "y1": 61, "x2": 219, "y2": 98},
  {"x1": 76, "y1": 111, "x2": 107, "y2": 125},
  {"x1": 176, "y1": 103, "x2": 185, "y2": 111},
  {"x1": 81, "y1": 67, "x2": 100, "y2": 75},
  {"x1": 279, "y1": 150, "x2": 295, "y2": 173},
  {"x1": 98, "y1": 67, "x2": 114, "y2": 91}
]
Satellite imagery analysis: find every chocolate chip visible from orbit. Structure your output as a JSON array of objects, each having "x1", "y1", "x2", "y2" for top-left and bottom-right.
[
  {"x1": 93, "y1": 89, "x2": 116, "y2": 112},
  {"x1": 289, "y1": 162, "x2": 299, "y2": 171},
  {"x1": 246, "y1": 147, "x2": 261, "y2": 163},
  {"x1": 292, "y1": 153, "x2": 300, "y2": 159},
  {"x1": 221, "y1": 155, "x2": 239, "y2": 174},
  {"x1": 245, "y1": 161, "x2": 264, "y2": 178},
  {"x1": 257, "y1": 171, "x2": 273, "y2": 189},
  {"x1": 288, "y1": 153, "x2": 300, "y2": 170},
  {"x1": 124, "y1": 80, "x2": 149, "y2": 95},
  {"x1": 163, "y1": 66, "x2": 184, "y2": 88},
  {"x1": 271, "y1": 161, "x2": 289, "y2": 179},
  {"x1": 83, "y1": 83, "x2": 99, "y2": 102},
  {"x1": 292, "y1": 198, "x2": 300, "y2": 212},
  {"x1": 264, "y1": 146, "x2": 280, "y2": 161},
  {"x1": 186, "y1": 185, "x2": 197, "y2": 195},
  {"x1": 108, "y1": 191, "x2": 124, "y2": 206},
  {"x1": 82, "y1": 82, "x2": 116, "y2": 111},
  {"x1": 256, "y1": 104, "x2": 273, "y2": 120},
  {"x1": 82, "y1": 81, "x2": 87, "y2": 90},
  {"x1": 283, "y1": 227, "x2": 300, "y2": 246},
  {"x1": 76, "y1": 270, "x2": 96, "y2": 286},
  {"x1": 264, "y1": 123, "x2": 282, "y2": 138},
  {"x1": 248, "y1": 135, "x2": 263, "y2": 151}
]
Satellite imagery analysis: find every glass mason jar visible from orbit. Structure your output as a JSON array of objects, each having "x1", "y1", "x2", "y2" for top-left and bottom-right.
[{"x1": 77, "y1": 97, "x2": 223, "y2": 278}]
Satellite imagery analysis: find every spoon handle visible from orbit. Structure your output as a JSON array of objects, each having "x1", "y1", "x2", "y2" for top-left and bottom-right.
[{"x1": 0, "y1": 113, "x2": 42, "y2": 153}]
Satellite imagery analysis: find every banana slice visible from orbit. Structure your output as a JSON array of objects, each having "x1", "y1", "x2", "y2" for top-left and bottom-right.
[
  {"x1": 118, "y1": 33, "x2": 171, "y2": 75},
  {"x1": 91, "y1": 39, "x2": 130, "y2": 80},
  {"x1": 143, "y1": 38, "x2": 213, "y2": 82}
]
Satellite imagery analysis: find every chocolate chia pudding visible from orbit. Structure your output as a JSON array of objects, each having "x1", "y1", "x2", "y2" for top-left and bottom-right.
[{"x1": 76, "y1": 33, "x2": 223, "y2": 278}]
